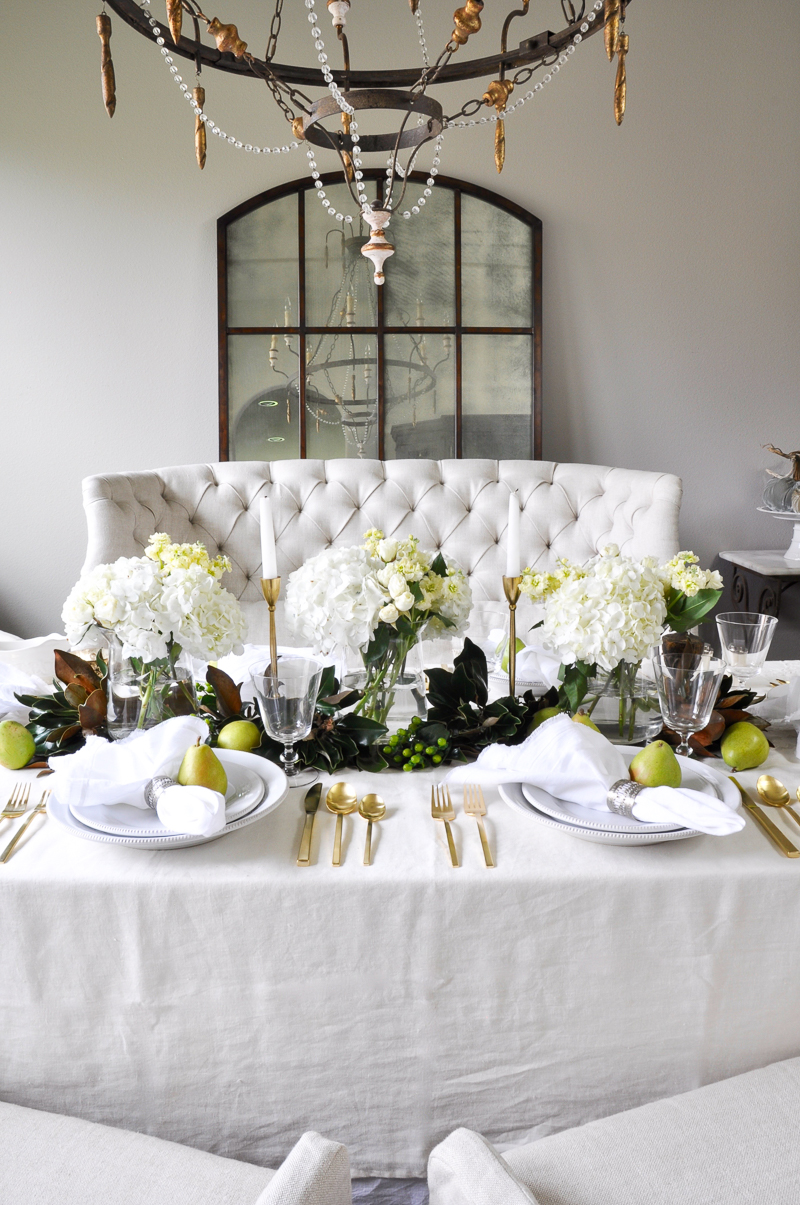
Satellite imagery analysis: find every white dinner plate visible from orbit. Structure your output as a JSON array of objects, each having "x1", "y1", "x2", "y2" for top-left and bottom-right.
[
  {"x1": 68, "y1": 757, "x2": 265, "y2": 838},
  {"x1": 520, "y1": 749, "x2": 737, "y2": 835},
  {"x1": 47, "y1": 750, "x2": 287, "y2": 850},
  {"x1": 500, "y1": 783, "x2": 704, "y2": 846},
  {"x1": 500, "y1": 753, "x2": 739, "y2": 846}
]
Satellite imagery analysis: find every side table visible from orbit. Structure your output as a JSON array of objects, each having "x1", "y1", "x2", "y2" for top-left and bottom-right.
[{"x1": 719, "y1": 551, "x2": 800, "y2": 617}]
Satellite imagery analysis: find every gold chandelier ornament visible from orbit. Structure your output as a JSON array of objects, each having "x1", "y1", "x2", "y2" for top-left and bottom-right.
[
  {"x1": 96, "y1": 12, "x2": 116, "y2": 118},
  {"x1": 98, "y1": 0, "x2": 633, "y2": 279}
]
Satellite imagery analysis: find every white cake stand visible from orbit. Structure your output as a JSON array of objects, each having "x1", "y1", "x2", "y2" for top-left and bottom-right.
[{"x1": 757, "y1": 507, "x2": 800, "y2": 563}]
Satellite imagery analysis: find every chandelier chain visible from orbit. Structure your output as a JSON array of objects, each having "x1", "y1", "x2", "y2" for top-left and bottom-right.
[{"x1": 265, "y1": 0, "x2": 284, "y2": 63}]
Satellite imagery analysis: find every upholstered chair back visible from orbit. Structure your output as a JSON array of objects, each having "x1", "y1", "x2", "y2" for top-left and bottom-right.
[{"x1": 81, "y1": 459, "x2": 681, "y2": 643}]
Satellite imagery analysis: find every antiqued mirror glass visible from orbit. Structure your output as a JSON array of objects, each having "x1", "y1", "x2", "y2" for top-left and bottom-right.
[{"x1": 219, "y1": 172, "x2": 541, "y2": 462}]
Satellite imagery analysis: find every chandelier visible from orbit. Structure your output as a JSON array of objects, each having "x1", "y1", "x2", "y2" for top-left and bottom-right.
[{"x1": 98, "y1": 0, "x2": 633, "y2": 283}]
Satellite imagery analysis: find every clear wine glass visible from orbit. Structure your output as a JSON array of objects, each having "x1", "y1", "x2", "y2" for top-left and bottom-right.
[
  {"x1": 254, "y1": 656, "x2": 323, "y2": 787},
  {"x1": 715, "y1": 612, "x2": 777, "y2": 687},
  {"x1": 652, "y1": 640, "x2": 724, "y2": 757}
]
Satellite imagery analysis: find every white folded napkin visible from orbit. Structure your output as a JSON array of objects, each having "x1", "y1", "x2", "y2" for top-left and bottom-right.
[
  {"x1": 0, "y1": 661, "x2": 52, "y2": 725},
  {"x1": 446, "y1": 713, "x2": 744, "y2": 836},
  {"x1": 48, "y1": 715, "x2": 209, "y2": 810},
  {"x1": 488, "y1": 629, "x2": 562, "y2": 688},
  {"x1": 0, "y1": 632, "x2": 65, "y2": 681},
  {"x1": 156, "y1": 784, "x2": 227, "y2": 836}
]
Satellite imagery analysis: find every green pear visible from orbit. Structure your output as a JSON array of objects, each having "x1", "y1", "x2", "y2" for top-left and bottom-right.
[
  {"x1": 720, "y1": 722, "x2": 769, "y2": 772},
  {"x1": 177, "y1": 740, "x2": 228, "y2": 795},
  {"x1": 0, "y1": 720, "x2": 36, "y2": 770},
  {"x1": 500, "y1": 637, "x2": 526, "y2": 674},
  {"x1": 573, "y1": 712, "x2": 600, "y2": 733},
  {"x1": 629, "y1": 740, "x2": 682, "y2": 788},
  {"x1": 217, "y1": 720, "x2": 261, "y2": 752},
  {"x1": 527, "y1": 705, "x2": 561, "y2": 735}
]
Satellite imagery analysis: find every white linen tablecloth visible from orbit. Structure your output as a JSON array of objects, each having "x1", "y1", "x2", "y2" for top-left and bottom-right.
[{"x1": 2, "y1": 655, "x2": 800, "y2": 1177}]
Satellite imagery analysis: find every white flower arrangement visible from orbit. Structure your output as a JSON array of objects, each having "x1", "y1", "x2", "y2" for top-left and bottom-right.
[
  {"x1": 520, "y1": 543, "x2": 723, "y2": 682},
  {"x1": 532, "y1": 546, "x2": 667, "y2": 673},
  {"x1": 286, "y1": 529, "x2": 472, "y2": 654},
  {"x1": 62, "y1": 534, "x2": 246, "y2": 663},
  {"x1": 286, "y1": 529, "x2": 472, "y2": 726}
]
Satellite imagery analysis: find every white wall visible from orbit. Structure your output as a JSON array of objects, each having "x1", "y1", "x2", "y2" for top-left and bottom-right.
[{"x1": 1, "y1": 1, "x2": 799, "y2": 637}]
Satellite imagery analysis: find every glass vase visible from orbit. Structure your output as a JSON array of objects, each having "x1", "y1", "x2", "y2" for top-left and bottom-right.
[
  {"x1": 106, "y1": 640, "x2": 197, "y2": 740},
  {"x1": 341, "y1": 631, "x2": 426, "y2": 731},
  {"x1": 582, "y1": 662, "x2": 662, "y2": 745}
]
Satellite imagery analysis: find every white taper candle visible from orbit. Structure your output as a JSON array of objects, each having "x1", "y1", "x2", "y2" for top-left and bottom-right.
[
  {"x1": 260, "y1": 495, "x2": 278, "y2": 579},
  {"x1": 506, "y1": 491, "x2": 521, "y2": 578}
]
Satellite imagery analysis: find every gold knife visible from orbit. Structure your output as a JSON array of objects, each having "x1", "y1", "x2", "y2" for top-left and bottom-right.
[
  {"x1": 730, "y1": 777, "x2": 799, "y2": 859},
  {"x1": 297, "y1": 783, "x2": 323, "y2": 866}
]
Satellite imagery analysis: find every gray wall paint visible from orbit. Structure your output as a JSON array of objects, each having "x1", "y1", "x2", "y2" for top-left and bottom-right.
[{"x1": 1, "y1": 1, "x2": 799, "y2": 640}]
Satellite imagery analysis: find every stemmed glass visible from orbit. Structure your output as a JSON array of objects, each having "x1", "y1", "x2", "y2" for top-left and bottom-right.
[
  {"x1": 715, "y1": 612, "x2": 778, "y2": 687},
  {"x1": 254, "y1": 656, "x2": 323, "y2": 787},
  {"x1": 652, "y1": 638, "x2": 724, "y2": 757}
]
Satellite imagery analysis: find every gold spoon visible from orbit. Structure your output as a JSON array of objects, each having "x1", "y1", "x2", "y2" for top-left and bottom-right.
[
  {"x1": 326, "y1": 781, "x2": 357, "y2": 866},
  {"x1": 756, "y1": 775, "x2": 800, "y2": 830},
  {"x1": 359, "y1": 793, "x2": 386, "y2": 866}
]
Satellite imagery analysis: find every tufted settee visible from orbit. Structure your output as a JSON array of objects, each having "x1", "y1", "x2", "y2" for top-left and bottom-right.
[{"x1": 81, "y1": 459, "x2": 682, "y2": 643}]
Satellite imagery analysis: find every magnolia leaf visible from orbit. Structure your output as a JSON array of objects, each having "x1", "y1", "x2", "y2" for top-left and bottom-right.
[
  {"x1": 78, "y1": 688, "x2": 107, "y2": 731},
  {"x1": 54, "y1": 650, "x2": 102, "y2": 694},
  {"x1": 206, "y1": 666, "x2": 243, "y2": 718},
  {"x1": 64, "y1": 683, "x2": 88, "y2": 709},
  {"x1": 700, "y1": 710, "x2": 726, "y2": 742},
  {"x1": 43, "y1": 724, "x2": 82, "y2": 745}
]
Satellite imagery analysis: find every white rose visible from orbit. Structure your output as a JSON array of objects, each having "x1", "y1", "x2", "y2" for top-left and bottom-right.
[
  {"x1": 388, "y1": 572, "x2": 407, "y2": 599},
  {"x1": 377, "y1": 538, "x2": 398, "y2": 563},
  {"x1": 378, "y1": 603, "x2": 399, "y2": 623},
  {"x1": 393, "y1": 590, "x2": 415, "y2": 612}
]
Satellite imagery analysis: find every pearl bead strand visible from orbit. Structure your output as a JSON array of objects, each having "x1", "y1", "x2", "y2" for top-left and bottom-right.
[{"x1": 138, "y1": 4, "x2": 300, "y2": 155}]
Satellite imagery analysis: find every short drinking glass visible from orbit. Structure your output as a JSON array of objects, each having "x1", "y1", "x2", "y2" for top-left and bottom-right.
[
  {"x1": 715, "y1": 612, "x2": 777, "y2": 686},
  {"x1": 652, "y1": 641, "x2": 724, "y2": 757},
  {"x1": 254, "y1": 656, "x2": 323, "y2": 788}
]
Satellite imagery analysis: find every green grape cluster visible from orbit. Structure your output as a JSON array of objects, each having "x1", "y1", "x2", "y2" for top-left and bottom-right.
[{"x1": 385, "y1": 715, "x2": 450, "y2": 771}]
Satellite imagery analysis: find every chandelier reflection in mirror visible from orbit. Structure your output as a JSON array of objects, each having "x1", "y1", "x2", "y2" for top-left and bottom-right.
[
  {"x1": 100, "y1": 1, "x2": 633, "y2": 284},
  {"x1": 221, "y1": 172, "x2": 540, "y2": 463}
]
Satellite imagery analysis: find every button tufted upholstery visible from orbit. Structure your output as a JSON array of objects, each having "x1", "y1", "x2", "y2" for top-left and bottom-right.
[{"x1": 81, "y1": 460, "x2": 681, "y2": 643}]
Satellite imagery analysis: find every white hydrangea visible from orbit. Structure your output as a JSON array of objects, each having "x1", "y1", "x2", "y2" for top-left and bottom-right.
[
  {"x1": 286, "y1": 530, "x2": 473, "y2": 652},
  {"x1": 541, "y1": 545, "x2": 667, "y2": 672},
  {"x1": 286, "y1": 545, "x2": 386, "y2": 654},
  {"x1": 61, "y1": 535, "x2": 246, "y2": 664}
]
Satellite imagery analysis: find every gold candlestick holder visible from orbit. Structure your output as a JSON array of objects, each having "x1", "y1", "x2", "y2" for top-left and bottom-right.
[
  {"x1": 260, "y1": 577, "x2": 281, "y2": 677},
  {"x1": 502, "y1": 575, "x2": 522, "y2": 697}
]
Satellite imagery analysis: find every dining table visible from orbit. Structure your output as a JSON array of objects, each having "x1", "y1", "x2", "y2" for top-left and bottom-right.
[{"x1": 2, "y1": 648, "x2": 800, "y2": 1179}]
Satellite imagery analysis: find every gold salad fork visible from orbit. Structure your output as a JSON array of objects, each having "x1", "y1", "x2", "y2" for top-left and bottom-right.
[
  {"x1": 1, "y1": 790, "x2": 50, "y2": 864},
  {"x1": 1, "y1": 784, "x2": 30, "y2": 821},
  {"x1": 431, "y1": 784, "x2": 459, "y2": 868},
  {"x1": 463, "y1": 784, "x2": 494, "y2": 868}
]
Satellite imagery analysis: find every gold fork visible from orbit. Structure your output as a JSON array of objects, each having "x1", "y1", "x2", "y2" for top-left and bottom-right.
[
  {"x1": 431, "y1": 784, "x2": 459, "y2": 868},
  {"x1": 1, "y1": 790, "x2": 50, "y2": 864},
  {"x1": 463, "y1": 784, "x2": 494, "y2": 868},
  {"x1": 1, "y1": 784, "x2": 30, "y2": 821}
]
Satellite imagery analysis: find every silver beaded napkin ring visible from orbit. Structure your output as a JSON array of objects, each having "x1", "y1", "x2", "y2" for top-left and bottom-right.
[
  {"x1": 144, "y1": 776, "x2": 177, "y2": 810},
  {"x1": 606, "y1": 779, "x2": 644, "y2": 819}
]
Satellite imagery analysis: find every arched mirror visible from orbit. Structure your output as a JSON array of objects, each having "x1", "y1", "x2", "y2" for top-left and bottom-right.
[{"x1": 218, "y1": 171, "x2": 541, "y2": 461}]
